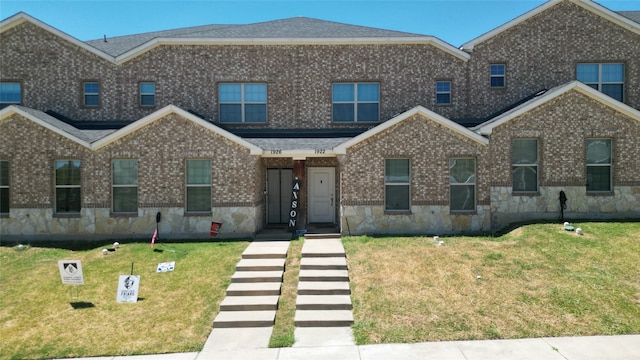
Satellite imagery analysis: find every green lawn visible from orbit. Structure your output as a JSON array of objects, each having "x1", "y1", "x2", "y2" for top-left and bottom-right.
[
  {"x1": 0, "y1": 240, "x2": 248, "y2": 360},
  {"x1": 344, "y1": 222, "x2": 640, "y2": 344}
]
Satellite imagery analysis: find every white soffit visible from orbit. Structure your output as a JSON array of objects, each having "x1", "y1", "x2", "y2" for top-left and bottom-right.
[
  {"x1": 461, "y1": 0, "x2": 640, "y2": 51},
  {"x1": 475, "y1": 81, "x2": 640, "y2": 135},
  {"x1": 334, "y1": 106, "x2": 488, "y2": 154}
]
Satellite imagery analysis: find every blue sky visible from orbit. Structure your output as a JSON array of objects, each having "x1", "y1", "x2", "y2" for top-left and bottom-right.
[{"x1": 2, "y1": 0, "x2": 639, "y2": 46}]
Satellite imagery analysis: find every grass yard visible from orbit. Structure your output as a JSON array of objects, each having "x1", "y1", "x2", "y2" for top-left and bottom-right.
[
  {"x1": 0, "y1": 240, "x2": 248, "y2": 360},
  {"x1": 269, "y1": 237, "x2": 303, "y2": 347},
  {"x1": 344, "y1": 222, "x2": 640, "y2": 344}
]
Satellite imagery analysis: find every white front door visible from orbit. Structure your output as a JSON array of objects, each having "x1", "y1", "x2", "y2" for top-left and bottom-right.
[{"x1": 308, "y1": 167, "x2": 335, "y2": 223}]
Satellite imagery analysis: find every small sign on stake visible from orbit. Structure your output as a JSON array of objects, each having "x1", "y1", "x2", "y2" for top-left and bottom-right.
[
  {"x1": 116, "y1": 275, "x2": 140, "y2": 303},
  {"x1": 157, "y1": 261, "x2": 175, "y2": 272},
  {"x1": 58, "y1": 260, "x2": 84, "y2": 285}
]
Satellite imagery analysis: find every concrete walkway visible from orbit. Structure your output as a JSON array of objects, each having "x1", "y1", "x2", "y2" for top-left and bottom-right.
[{"x1": 58, "y1": 334, "x2": 640, "y2": 359}]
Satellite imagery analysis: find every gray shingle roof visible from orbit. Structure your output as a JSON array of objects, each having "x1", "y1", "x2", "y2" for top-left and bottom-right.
[
  {"x1": 86, "y1": 17, "x2": 426, "y2": 57},
  {"x1": 245, "y1": 137, "x2": 352, "y2": 151},
  {"x1": 618, "y1": 11, "x2": 640, "y2": 24}
]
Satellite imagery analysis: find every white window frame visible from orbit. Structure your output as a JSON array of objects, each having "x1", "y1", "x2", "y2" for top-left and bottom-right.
[
  {"x1": 449, "y1": 158, "x2": 476, "y2": 212},
  {"x1": 140, "y1": 82, "x2": 156, "y2": 107},
  {"x1": 576, "y1": 63, "x2": 624, "y2": 102},
  {"x1": 332, "y1": 82, "x2": 380, "y2": 122},
  {"x1": 490, "y1": 64, "x2": 505, "y2": 88},
  {"x1": 112, "y1": 159, "x2": 138, "y2": 214},
  {"x1": 384, "y1": 158, "x2": 410, "y2": 212},
  {"x1": 435, "y1": 81, "x2": 451, "y2": 105},
  {"x1": 55, "y1": 160, "x2": 81, "y2": 214},
  {"x1": 512, "y1": 139, "x2": 539, "y2": 193},
  {"x1": 0, "y1": 160, "x2": 8, "y2": 215},
  {"x1": 83, "y1": 81, "x2": 99, "y2": 107},
  {"x1": 218, "y1": 83, "x2": 267, "y2": 123},
  {"x1": 186, "y1": 159, "x2": 212, "y2": 213},
  {"x1": 586, "y1": 138, "x2": 613, "y2": 193}
]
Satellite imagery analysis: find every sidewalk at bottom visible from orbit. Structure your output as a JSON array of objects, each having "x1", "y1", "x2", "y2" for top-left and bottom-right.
[{"x1": 58, "y1": 334, "x2": 640, "y2": 360}]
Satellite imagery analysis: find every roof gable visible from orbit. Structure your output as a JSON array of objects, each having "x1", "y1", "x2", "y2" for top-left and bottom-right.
[
  {"x1": 461, "y1": 0, "x2": 640, "y2": 51},
  {"x1": 91, "y1": 105, "x2": 263, "y2": 154},
  {"x1": 334, "y1": 106, "x2": 488, "y2": 154},
  {"x1": 474, "y1": 81, "x2": 640, "y2": 135}
]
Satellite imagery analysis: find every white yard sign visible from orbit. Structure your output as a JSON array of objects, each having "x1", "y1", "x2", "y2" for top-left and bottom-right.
[
  {"x1": 58, "y1": 260, "x2": 84, "y2": 285},
  {"x1": 116, "y1": 275, "x2": 140, "y2": 303}
]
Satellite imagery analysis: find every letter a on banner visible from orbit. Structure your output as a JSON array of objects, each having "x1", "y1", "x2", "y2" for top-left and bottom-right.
[{"x1": 288, "y1": 179, "x2": 301, "y2": 233}]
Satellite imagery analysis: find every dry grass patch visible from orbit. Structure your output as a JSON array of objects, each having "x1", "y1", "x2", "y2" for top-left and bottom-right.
[
  {"x1": 344, "y1": 222, "x2": 640, "y2": 344},
  {"x1": 0, "y1": 240, "x2": 248, "y2": 360}
]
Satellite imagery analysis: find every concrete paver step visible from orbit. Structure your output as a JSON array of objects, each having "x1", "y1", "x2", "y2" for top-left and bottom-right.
[
  {"x1": 299, "y1": 269, "x2": 349, "y2": 282},
  {"x1": 227, "y1": 282, "x2": 282, "y2": 296},
  {"x1": 236, "y1": 258, "x2": 285, "y2": 271},
  {"x1": 298, "y1": 281, "x2": 351, "y2": 295},
  {"x1": 231, "y1": 270, "x2": 283, "y2": 283},
  {"x1": 294, "y1": 310, "x2": 354, "y2": 327},
  {"x1": 296, "y1": 295, "x2": 352, "y2": 310},
  {"x1": 213, "y1": 310, "x2": 276, "y2": 328},
  {"x1": 220, "y1": 295, "x2": 280, "y2": 311},
  {"x1": 300, "y1": 256, "x2": 347, "y2": 270},
  {"x1": 242, "y1": 241, "x2": 290, "y2": 259},
  {"x1": 304, "y1": 233, "x2": 341, "y2": 240},
  {"x1": 301, "y1": 239, "x2": 345, "y2": 258}
]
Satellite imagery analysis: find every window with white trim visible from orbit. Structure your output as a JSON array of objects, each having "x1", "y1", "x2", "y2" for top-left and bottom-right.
[
  {"x1": 385, "y1": 158, "x2": 410, "y2": 211},
  {"x1": 219, "y1": 83, "x2": 267, "y2": 123},
  {"x1": 0, "y1": 161, "x2": 8, "y2": 215},
  {"x1": 55, "y1": 160, "x2": 81, "y2": 213},
  {"x1": 186, "y1": 160, "x2": 211, "y2": 212},
  {"x1": 512, "y1": 139, "x2": 538, "y2": 193},
  {"x1": 436, "y1": 81, "x2": 451, "y2": 105},
  {"x1": 490, "y1": 64, "x2": 505, "y2": 88},
  {"x1": 83, "y1": 82, "x2": 99, "y2": 107},
  {"x1": 112, "y1": 160, "x2": 138, "y2": 213},
  {"x1": 332, "y1": 83, "x2": 379, "y2": 122},
  {"x1": 576, "y1": 63, "x2": 624, "y2": 102},
  {"x1": 586, "y1": 139, "x2": 612, "y2": 192},
  {"x1": 450, "y1": 158, "x2": 476, "y2": 211},
  {"x1": 140, "y1": 82, "x2": 155, "y2": 106},
  {"x1": 0, "y1": 82, "x2": 21, "y2": 109}
]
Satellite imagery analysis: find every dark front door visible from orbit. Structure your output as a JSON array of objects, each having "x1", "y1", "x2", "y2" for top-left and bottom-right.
[{"x1": 267, "y1": 169, "x2": 293, "y2": 224}]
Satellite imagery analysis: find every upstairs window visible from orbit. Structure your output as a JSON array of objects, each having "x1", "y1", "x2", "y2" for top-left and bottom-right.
[
  {"x1": 219, "y1": 83, "x2": 267, "y2": 123},
  {"x1": 586, "y1": 139, "x2": 612, "y2": 193},
  {"x1": 0, "y1": 161, "x2": 8, "y2": 215},
  {"x1": 186, "y1": 160, "x2": 211, "y2": 212},
  {"x1": 140, "y1": 82, "x2": 156, "y2": 107},
  {"x1": 0, "y1": 82, "x2": 21, "y2": 109},
  {"x1": 490, "y1": 64, "x2": 505, "y2": 88},
  {"x1": 577, "y1": 63, "x2": 624, "y2": 102},
  {"x1": 55, "y1": 160, "x2": 81, "y2": 213},
  {"x1": 83, "y1": 82, "x2": 100, "y2": 107},
  {"x1": 436, "y1": 81, "x2": 451, "y2": 105},
  {"x1": 112, "y1": 160, "x2": 138, "y2": 213},
  {"x1": 384, "y1": 158, "x2": 410, "y2": 211},
  {"x1": 450, "y1": 158, "x2": 476, "y2": 212},
  {"x1": 333, "y1": 83, "x2": 379, "y2": 122},
  {"x1": 512, "y1": 139, "x2": 539, "y2": 193}
]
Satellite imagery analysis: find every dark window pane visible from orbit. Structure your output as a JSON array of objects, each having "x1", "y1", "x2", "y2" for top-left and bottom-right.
[
  {"x1": 220, "y1": 104, "x2": 242, "y2": 123},
  {"x1": 490, "y1": 77, "x2": 505, "y2": 88},
  {"x1": 244, "y1": 84, "x2": 266, "y2": 102},
  {"x1": 436, "y1": 81, "x2": 451, "y2": 92},
  {"x1": 357, "y1": 83, "x2": 379, "y2": 101},
  {"x1": 113, "y1": 187, "x2": 138, "y2": 213},
  {"x1": 449, "y1": 159, "x2": 475, "y2": 184},
  {"x1": 587, "y1": 167, "x2": 611, "y2": 192},
  {"x1": 513, "y1": 139, "x2": 538, "y2": 164},
  {"x1": 219, "y1": 84, "x2": 241, "y2": 102},
  {"x1": 141, "y1": 94, "x2": 155, "y2": 106},
  {"x1": 56, "y1": 188, "x2": 81, "y2": 213},
  {"x1": 0, "y1": 188, "x2": 8, "y2": 214},
  {"x1": 357, "y1": 103, "x2": 379, "y2": 122},
  {"x1": 56, "y1": 161, "x2": 81, "y2": 186},
  {"x1": 84, "y1": 94, "x2": 99, "y2": 106},
  {"x1": 245, "y1": 104, "x2": 267, "y2": 123},
  {"x1": 385, "y1": 159, "x2": 410, "y2": 183},
  {"x1": 512, "y1": 166, "x2": 538, "y2": 192},
  {"x1": 601, "y1": 84, "x2": 623, "y2": 102},
  {"x1": 113, "y1": 160, "x2": 137, "y2": 185},
  {"x1": 186, "y1": 160, "x2": 211, "y2": 185},
  {"x1": 0, "y1": 161, "x2": 8, "y2": 186},
  {"x1": 385, "y1": 185, "x2": 409, "y2": 211},
  {"x1": 0, "y1": 83, "x2": 21, "y2": 103},
  {"x1": 490, "y1": 64, "x2": 505, "y2": 76},
  {"x1": 450, "y1": 185, "x2": 475, "y2": 211},
  {"x1": 187, "y1": 187, "x2": 211, "y2": 212},
  {"x1": 140, "y1": 83, "x2": 155, "y2": 94},
  {"x1": 436, "y1": 93, "x2": 451, "y2": 104},
  {"x1": 333, "y1": 103, "x2": 354, "y2": 122},
  {"x1": 332, "y1": 84, "x2": 354, "y2": 102},
  {"x1": 586, "y1": 139, "x2": 611, "y2": 164}
]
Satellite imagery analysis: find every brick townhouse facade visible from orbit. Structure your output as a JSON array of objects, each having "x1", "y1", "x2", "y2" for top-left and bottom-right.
[{"x1": 1, "y1": 0, "x2": 639, "y2": 240}]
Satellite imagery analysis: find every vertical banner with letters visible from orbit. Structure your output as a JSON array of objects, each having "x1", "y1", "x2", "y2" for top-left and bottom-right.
[{"x1": 287, "y1": 178, "x2": 301, "y2": 233}]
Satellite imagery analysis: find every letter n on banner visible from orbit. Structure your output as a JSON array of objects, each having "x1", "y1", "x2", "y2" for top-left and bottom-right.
[{"x1": 287, "y1": 179, "x2": 301, "y2": 233}]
